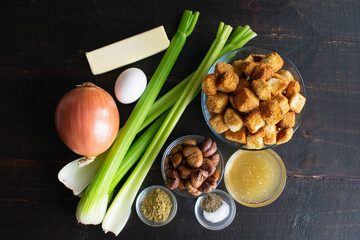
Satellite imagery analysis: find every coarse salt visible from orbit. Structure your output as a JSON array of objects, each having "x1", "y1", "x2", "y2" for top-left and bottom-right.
[{"x1": 203, "y1": 201, "x2": 229, "y2": 223}]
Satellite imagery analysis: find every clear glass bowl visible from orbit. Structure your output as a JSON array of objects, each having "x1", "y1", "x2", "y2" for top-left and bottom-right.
[
  {"x1": 135, "y1": 185, "x2": 177, "y2": 227},
  {"x1": 194, "y1": 189, "x2": 236, "y2": 230},
  {"x1": 161, "y1": 135, "x2": 224, "y2": 198},
  {"x1": 224, "y1": 149, "x2": 286, "y2": 207},
  {"x1": 201, "y1": 46, "x2": 306, "y2": 150}
]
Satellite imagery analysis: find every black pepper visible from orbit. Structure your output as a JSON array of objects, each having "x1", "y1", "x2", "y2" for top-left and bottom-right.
[{"x1": 201, "y1": 193, "x2": 223, "y2": 212}]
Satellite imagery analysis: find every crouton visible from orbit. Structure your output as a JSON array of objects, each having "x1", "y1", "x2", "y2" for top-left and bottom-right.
[
  {"x1": 251, "y1": 62, "x2": 274, "y2": 80},
  {"x1": 276, "y1": 128, "x2": 294, "y2": 145},
  {"x1": 234, "y1": 88, "x2": 260, "y2": 113},
  {"x1": 246, "y1": 134, "x2": 264, "y2": 149},
  {"x1": 259, "y1": 99, "x2": 284, "y2": 125},
  {"x1": 215, "y1": 62, "x2": 234, "y2": 75},
  {"x1": 232, "y1": 59, "x2": 243, "y2": 69},
  {"x1": 251, "y1": 78, "x2": 272, "y2": 101},
  {"x1": 209, "y1": 111, "x2": 217, "y2": 118},
  {"x1": 243, "y1": 54, "x2": 254, "y2": 62},
  {"x1": 233, "y1": 78, "x2": 251, "y2": 94},
  {"x1": 217, "y1": 71, "x2": 239, "y2": 93},
  {"x1": 260, "y1": 52, "x2": 284, "y2": 72},
  {"x1": 286, "y1": 81, "x2": 301, "y2": 98},
  {"x1": 228, "y1": 94, "x2": 237, "y2": 109},
  {"x1": 224, "y1": 108, "x2": 244, "y2": 132},
  {"x1": 263, "y1": 124, "x2": 277, "y2": 145},
  {"x1": 209, "y1": 114, "x2": 229, "y2": 133},
  {"x1": 239, "y1": 61, "x2": 259, "y2": 77},
  {"x1": 225, "y1": 127, "x2": 246, "y2": 144},
  {"x1": 247, "y1": 127, "x2": 265, "y2": 138},
  {"x1": 251, "y1": 54, "x2": 266, "y2": 62},
  {"x1": 274, "y1": 70, "x2": 294, "y2": 85},
  {"x1": 273, "y1": 94, "x2": 290, "y2": 114},
  {"x1": 277, "y1": 111, "x2": 295, "y2": 128},
  {"x1": 201, "y1": 73, "x2": 218, "y2": 95},
  {"x1": 244, "y1": 109, "x2": 265, "y2": 133},
  {"x1": 207, "y1": 92, "x2": 228, "y2": 113},
  {"x1": 268, "y1": 78, "x2": 288, "y2": 96},
  {"x1": 289, "y1": 92, "x2": 306, "y2": 113}
]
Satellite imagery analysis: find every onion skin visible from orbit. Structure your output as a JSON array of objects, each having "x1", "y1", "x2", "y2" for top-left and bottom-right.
[{"x1": 55, "y1": 82, "x2": 119, "y2": 165}]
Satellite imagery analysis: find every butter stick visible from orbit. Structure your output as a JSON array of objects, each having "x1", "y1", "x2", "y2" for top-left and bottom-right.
[{"x1": 86, "y1": 26, "x2": 170, "y2": 75}]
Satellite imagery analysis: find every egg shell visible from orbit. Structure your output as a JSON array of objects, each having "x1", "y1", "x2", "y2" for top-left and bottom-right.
[{"x1": 115, "y1": 68, "x2": 147, "y2": 104}]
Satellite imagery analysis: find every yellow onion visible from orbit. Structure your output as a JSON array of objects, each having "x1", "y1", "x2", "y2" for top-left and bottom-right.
[{"x1": 55, "y1": 82, "x2": 119, "y2": 166}]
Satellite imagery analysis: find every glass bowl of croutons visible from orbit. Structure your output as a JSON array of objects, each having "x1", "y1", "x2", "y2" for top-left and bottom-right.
[
  {"x1": 201, "y1": 46, "x2": 306, "y2": 150},
  {"x1": 161, "y1": 135, "x2": 224, "y2": 198}
]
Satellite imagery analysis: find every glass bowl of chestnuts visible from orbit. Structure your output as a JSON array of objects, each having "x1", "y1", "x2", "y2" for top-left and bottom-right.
[{"x1": 161, "y1": 135, "x2": 224, "y2": 198}]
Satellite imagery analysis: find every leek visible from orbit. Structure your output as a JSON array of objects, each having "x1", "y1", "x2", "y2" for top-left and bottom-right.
[
  {"x1": 102, "y1": 22, "x2": 233, "y2": 235},
  {"x1": 76, "y1": 10, "x2": 199, "y2": 224}
]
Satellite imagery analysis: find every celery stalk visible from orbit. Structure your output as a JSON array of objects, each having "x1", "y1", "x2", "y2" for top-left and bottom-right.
[
  {"x1": 59, "y1": 25, "x2": 256, "y2": 198},
  {"x1": 102, "y1": 22, "x2": 233, "y2": 236},
  {"x1": 76, "y1": 10, "x2": 199, "y2": 225}
]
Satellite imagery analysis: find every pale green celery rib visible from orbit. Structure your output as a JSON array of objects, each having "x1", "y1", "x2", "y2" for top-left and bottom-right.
[
  {"x1": 102, "y1": 22, "x2": 233, "y2": 236},
  {"x1": 109, "y1": 111, "x2": 168, "y2": 192},
  {"x1": 76, "y1": 10, "x2": 199, "y2": 225}
]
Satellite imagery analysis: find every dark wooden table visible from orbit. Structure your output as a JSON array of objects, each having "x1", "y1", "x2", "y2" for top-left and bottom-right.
[{"x1": 1, "y1": 0, "x2": 360, "y2": 239}]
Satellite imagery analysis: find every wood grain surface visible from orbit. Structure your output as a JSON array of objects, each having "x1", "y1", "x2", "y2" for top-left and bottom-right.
[{"x1": 1, "y1": 0, "x2": 359, "y2": 239}]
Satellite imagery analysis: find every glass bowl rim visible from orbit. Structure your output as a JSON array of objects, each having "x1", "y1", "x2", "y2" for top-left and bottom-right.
[
  {"x1": 194, "y1": 189, "x2": 236, "y2": 230},
  {"x1": 135, "y1": 185, "x2": 178, "y2": 227},
  {"x1": 224, "y1": 149, "x2": 287, "y2": 207},
  {"x1": 201, "y1": 45, "x2": 306, "y2": 151},
  {"x1": 161, "y1": 135, "x2": 225, "y2": 198}
]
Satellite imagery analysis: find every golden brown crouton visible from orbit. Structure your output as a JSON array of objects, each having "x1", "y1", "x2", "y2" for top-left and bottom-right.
[
  {"x1": 268, "y1": 78, "x2": 288, "y2": 96},
  {"x1": 207, "y1": 92, "x2": 228, "y2": 113},
  {"x1": 240, "y1": 61, "x2": 259, "y2": 77},
  {"x1": 232, "y1": 59, "x2": 243, "y2": 69},
  {"x1": 251, "y1": 78, "x2": 272, "y2": 101},
  {"x1": 209, "y1": 114, "x2": 229, "y2": 133},
  {"x1": 233, "y1": 78, "x2": 251, "y2": 94},
  {"x1": 201, "y1": 73, "x2": 218, "y2": 95},
  {"x1": 247, "y1": 127, "x2": 265, "y2": 138},
  {"x1": 260, "y1": 52, "x2": 284, "y2": 72},
  {"x1": 276, "y1": 128, "x2": 294, "y2": 145},
  {"x1": 286, "y1": 81, "x2": 301, "y2": 98},
  {"x1": 209, "y1": 111, "x2": 217, "y2": 118},
  {"x1": 251, "y1": 63, "x2": 274, "y2": 80},
  {"x1": 251, "y1": 54, "x2": 266, "y2": 62},
  {"x1": 215, "y1": 62, "x2": 234, "y2": 75},
  {"x1": 263, "y1": 124, "x2": 277, "y2": 145},
  {"x1": 217, "y1": 71, "x2": 239, "y2": 93},
  {"x1": 225, "y1": 127, "x2": 246, "y2": 144},
  {"x1": 277, "y1": 111, "x2": 295, "y2": 128},
  {"x1": 228, "y1": 94, "x2": 237, "y2": 109},
  {"x1": 244, "y1": 109, "x2": 266, "y2": 133},
  {"x1": 246, "y1": 134, "x2": 264, "y2": 149},
  {"x1": 243, "y1": 54, "x2": 254, "y2": 62},
  {"x1": 234, "y1": 88, "x2": 260, "y2": 113},
  {"x1": 224, "y1": 108, "x2": 244, "y2": 132},
  {"x1": 289, "y1": 92, "x2": 306, "y2": 113},
  {"x1": 274, "y1": 70, "x2": 294, "y2": 85},
  {"x1": 273, "y1": 94, "x2": 290, "y2": 114},
  {"x1": 259, "y1": 99, "x2": 284, "y2": 125}
]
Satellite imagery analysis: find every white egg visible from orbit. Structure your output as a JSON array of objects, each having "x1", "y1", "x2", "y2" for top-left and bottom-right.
[{"x1": 114, "y1": 68, "x2": 147, "y2": 104}]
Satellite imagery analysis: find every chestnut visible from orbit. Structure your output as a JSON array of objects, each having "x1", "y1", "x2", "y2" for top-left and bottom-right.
[
  {"x1": 190, "y1": 169, "x2": 208, "y2": 189},
  {"x1": 165, "y1": 169, "x2": 181, "y2": 190},
  {"x1": 183, "y1": 146, "x2": 203, "y2": 168}
]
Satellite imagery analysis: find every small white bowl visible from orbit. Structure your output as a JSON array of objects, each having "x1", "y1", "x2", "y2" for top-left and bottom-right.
[
  {"x1": 135, "y1": 185, "x2": 177, "y2": 227},
  {"x1": 194, "y1": 189, "x2": 236, "y2": 230}
]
